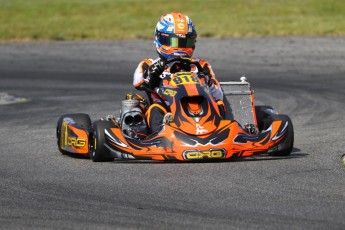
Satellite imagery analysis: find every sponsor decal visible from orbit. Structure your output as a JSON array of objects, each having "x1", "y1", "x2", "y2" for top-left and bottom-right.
[
  {"x1": 176, "y1": 34, "x2": 186, "y2": 38},
  {"x1": 67, "y1": 137, "x2": 86, "y2": 148},
  {"x1": 172, "y1": 52, "x2": 187, "y2": 56},
  {"x1": 161, "y1": 33, "x2": 169, "y2": 37},
  {"x1": 183, "y1": 149, "x2": 226, "y2": 160},
  {"x1": 196, "y1": 124, "x2": 208, "y2": 135},
  {"x1": 176, "y1": 23, "x2": 185, "y2": 33},
  {"x1": 163, "y1": 89, "x2": 177, "y2": 97}
]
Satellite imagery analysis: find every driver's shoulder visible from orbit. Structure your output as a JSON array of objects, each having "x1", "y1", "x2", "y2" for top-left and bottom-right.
[{"x1": 191, "y1": 58, "x2": 210, "y2": 67}]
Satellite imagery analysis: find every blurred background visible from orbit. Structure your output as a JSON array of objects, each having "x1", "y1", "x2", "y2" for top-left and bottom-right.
[{"x1": 0, "y1": 0, "x2": 344, "y2": 41}]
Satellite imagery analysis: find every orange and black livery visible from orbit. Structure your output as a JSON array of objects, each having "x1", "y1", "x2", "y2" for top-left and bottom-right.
[{"x1": 56, "y1": 58, "x2": 294, "y2": 162}]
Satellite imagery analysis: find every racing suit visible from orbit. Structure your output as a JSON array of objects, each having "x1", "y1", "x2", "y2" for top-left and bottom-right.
[{"x1": 133, "y1": 58, "x2": 225, "y2": 133}]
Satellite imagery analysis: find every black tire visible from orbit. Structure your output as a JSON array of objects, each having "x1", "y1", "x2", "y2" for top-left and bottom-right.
[
  {"x1": 255, "y1": 105, "x2": 274, "y2": 131},
  {"x1": 56, "y1": 113, "x2": 91, "y2": 155},
  {"x1": 268, "y1": 114, "x2": 294, "y2": 156},
  {"x1": 90, "y1": 120, "x2": 116, "y2": 162}
]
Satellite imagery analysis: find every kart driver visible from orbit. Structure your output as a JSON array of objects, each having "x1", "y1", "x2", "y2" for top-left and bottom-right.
[{"x1": 133, "y1": 12, "x2": 225, "y2": 134}]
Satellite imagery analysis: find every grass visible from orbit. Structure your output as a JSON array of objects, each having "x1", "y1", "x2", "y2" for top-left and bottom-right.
[{"x1": 0, "y1": 0, "x2": 344, "y2": 41}]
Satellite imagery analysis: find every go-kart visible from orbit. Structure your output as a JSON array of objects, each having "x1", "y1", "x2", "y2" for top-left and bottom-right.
[{"x1": 56, "y1": 58, "x2": 294, "y2": 162}]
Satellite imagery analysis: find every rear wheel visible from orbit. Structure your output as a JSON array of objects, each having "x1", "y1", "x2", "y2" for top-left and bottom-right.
[
  {"x1": 90, "y1": 120, "x2": 116, "y2": 162},
  {"x1": 56, "y1": 113, "x2": 91, "y2": 155}
]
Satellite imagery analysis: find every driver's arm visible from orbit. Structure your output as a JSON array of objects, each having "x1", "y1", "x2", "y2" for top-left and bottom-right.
[
  {"x1": 198, "y1": 59, "x2": 226, "y2": 117},
  {"x1": 133, "y1": 59, "x2": 153, "y2": 90},
  {"x1": 199, "y1": 59, "x2": 224, "y2": 101},
  {"x1": 133, "y1": 58, "x2": 165, "y2": 90}
]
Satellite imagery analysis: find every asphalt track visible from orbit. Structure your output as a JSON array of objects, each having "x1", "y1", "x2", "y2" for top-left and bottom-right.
[{"x1": 0, "y1": 37, "x2": 344, "y2": 229}]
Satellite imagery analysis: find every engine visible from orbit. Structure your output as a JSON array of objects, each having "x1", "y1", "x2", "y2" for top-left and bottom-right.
[{"x1": 120, "y1": 100, "x2": 148, "y2": 139}]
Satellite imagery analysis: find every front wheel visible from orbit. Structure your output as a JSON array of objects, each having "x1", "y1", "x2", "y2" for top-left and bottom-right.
[{"x1": 90, "y1": 120, "x2": 116, "y2": 162}]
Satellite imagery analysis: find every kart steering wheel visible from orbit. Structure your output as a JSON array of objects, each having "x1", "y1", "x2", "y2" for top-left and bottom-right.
[{"x1": 164, "y1": 57, "x2": 204, "y2": 74}]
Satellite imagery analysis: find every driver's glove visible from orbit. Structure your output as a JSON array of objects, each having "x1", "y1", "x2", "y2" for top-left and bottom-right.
[
  {"x1": 148, "y1": 59, "x2": 165, "y2": 80},
  {"x1": 148, "y1": 59, "x2": 165, "y2": 89}
]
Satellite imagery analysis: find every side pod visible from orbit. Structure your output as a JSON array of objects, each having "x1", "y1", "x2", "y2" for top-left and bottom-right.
[
  {"x1": 57, "y1": 113, "x2": 92, "y2": 155},
  {"x1": 267, "y1": 114, "x2": 294, "y2": 156}
]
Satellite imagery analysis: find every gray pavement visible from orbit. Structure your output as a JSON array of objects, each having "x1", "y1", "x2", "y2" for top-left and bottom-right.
[{"x1": 0, "y1": 37, "x2": 344, "y2": 229}]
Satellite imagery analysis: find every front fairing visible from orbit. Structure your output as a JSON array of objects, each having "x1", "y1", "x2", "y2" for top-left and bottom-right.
[
  {"x1": 104, "y1": 118, "x2": 288, "y2": 161},
  {"x1": 158, "y1": 72, "x2": 222, "y2": 135}
]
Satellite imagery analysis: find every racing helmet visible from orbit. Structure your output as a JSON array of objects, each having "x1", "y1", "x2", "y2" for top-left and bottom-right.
[{"x1": 154, "y1": 12, "x2": 197, "y2": 60}]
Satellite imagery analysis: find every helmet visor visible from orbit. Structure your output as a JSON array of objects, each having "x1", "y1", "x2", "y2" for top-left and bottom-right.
[{"x1": 158, "y1": 34, "x2": 196, "y2": 48}]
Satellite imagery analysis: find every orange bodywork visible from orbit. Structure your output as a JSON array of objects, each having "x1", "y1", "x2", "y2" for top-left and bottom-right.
[
  {"x1": 60, "y1": 121, "x2": 89, "y2": 154},
  {"x1": 103, "y1": 118, "x2": 286, "y2": 161}
]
